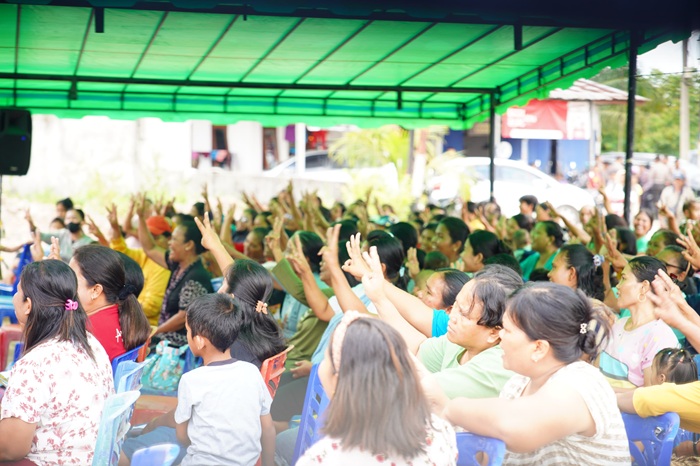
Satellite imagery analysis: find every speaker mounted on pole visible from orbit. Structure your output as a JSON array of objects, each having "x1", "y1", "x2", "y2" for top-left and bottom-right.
[{"x1": 0, "y1": 108, "x2": 32, "y2": 176}]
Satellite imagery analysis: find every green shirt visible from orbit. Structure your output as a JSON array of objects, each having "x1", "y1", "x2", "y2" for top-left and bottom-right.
[{"x1": 418, "y1": 337, "x2": 515, "y2": 399}]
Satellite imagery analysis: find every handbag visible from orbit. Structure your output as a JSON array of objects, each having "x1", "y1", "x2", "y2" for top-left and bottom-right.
[{"x1": 140, "y1": 340, "x2": 189, "y2": 392}]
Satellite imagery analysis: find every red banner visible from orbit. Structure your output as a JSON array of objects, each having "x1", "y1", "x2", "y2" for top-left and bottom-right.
[{"x1": 502, "y1": 99, "x2": 568, "y2": 140}]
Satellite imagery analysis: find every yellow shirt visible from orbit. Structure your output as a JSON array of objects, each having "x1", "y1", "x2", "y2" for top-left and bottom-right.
[
  {"x1": 110, "y1": 236, "x2": 171, "y2": 326},
  {"x1": 633, "y1": 382, "x2": 700, "y2": 432}
]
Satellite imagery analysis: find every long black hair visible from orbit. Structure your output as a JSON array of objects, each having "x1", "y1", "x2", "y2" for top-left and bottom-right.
[
  {"x1": 557, "y1": 244, "x2": 604, "y2": 301},
  {"x1": 224, "y1": 259, "x2": 286, "y2": 361},
  {"x1": 467, "y1": 230, "x2": 513, "y2": 261},
  {"x1": 435, "y1": 268, "x2": 470, "y2": 309},
  {"x1": 507, "y1": 282, "x2": 610, "y2": 363},
  {"x1": 20, "y1": 260, "x2": 94, "y2": 360},
  {"x1": 73, "y1": 245, "x2": 150, "y2": 351},
  {"x1": 438, "y1": 217, "x2": 470, "y2": 253},
  {"x1": 368, "y1": 231, "x2": 409, "y2": 291}
]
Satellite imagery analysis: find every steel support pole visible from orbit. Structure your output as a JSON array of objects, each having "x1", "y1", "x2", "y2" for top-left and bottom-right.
[
  {"x1": 623, "y1": 32, "x2": 639, "y2": 224},
  {"x1": 489, "y1": 96, "x2": 496, "y2": 202}
]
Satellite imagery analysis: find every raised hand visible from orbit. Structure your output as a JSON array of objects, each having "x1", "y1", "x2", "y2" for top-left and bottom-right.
[
  {"x1": 29, "y1": 229, "x2": 45, "y2": 262},
  {"x1": 320, "y1": 224, "x2": 341, "y2": 269},
  {"x1": 134, "y1": 193, "x2": 149, "y2": 219},
  {"x1": 106, "y1": 203, "x2": 119, "y2": 229},
  {"x1": 360, "y1": 245, "x2": 387, "y2": 303},
  {"x1": 85, "y1": 215, "x2": 107, "y2": 245},
  {"x1": 658, "y1": 203, "x2": 673, "y2": 219},
  {"x1": 406, "y1": 247, "x2": 420, "y2": 279},
  {"x1": 545, "y1": 201, "x2": 560, "y2": 220},
  {"x1": 194, "y1": 213, "x2": 222, "y2": 253},
  {"x1": 649, "y1": 269, "x2": 690, "y2": 329},
  {"x1": 678, "y1": 223, "x2": 700, "y2": 270},
  {"x1": 265, "y1": 215, "x2": 285, "y2": 262},
  {"x1": 600, "y1": 231, "x2": 627, "y2": 271},
  {"x1": 342, "y1": 232, "x2": 371, "y2": 279},
  {"x1": 287, "y1": 234, "x2": 312, "y2": 277},
  {"x1": 47, "y1": 236, "x2": 61, "y2": 261}
]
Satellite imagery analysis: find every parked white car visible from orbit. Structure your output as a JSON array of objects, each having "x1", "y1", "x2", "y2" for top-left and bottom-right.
[
  {"x1": 263, "y1": 150, "x2": 399, "y2": 197},
  {"x1": 427, "y1": 156, "x2": 596, "y2": 219}
]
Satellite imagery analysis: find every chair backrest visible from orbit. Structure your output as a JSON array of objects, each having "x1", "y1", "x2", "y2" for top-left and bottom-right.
[
  {"x1": 0, "y1": 325, "x2": 22, "y2": 370},
  {"x1": 211, "y1": 276, "x2": 224, "y2": 291},
  {"x1": 111, "y1": 345, "x2": 143, "y2": 379},
  {"x1": 92, "y1": 390, "x2": 141, "y2": 466},
  {"x1": 622, "y1": 412, "x2": 680, "y2": 466},
  {"x1": 114, "y1": 360, "x2": 147, "y2": 393},
  {"x1": 456, "y1": 432, "x2": 506, "y2": 466},
  {"x1": 130, "y1": 443, "x2": 180, "y2": 466},
  {"x1": 6, "y1": 342, "x2": 24, "y2": 370},
  {"x1": 183, "y1": 346, "x2": 202, "y2": 373},
  {"x1": 259, "y1": 345, "x2": 293, "y2": 398},
  {"x1": 292, "y1": 364, "x2": 329, "y2": 464},
  {"x1": 11, "y1": 245, "x2": 32, "y2": 296}
]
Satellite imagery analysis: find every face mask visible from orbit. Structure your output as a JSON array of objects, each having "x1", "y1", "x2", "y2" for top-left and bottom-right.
[{"x1": 67, "y1": 222, "x2": 82, "y2": 233}]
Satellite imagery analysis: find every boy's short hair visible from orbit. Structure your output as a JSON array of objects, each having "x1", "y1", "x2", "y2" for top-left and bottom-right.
[
  {"x1": 519, "y1": 195, "x2": 538, "y2": 207},
  {"x1": 186, "y1": 294, "x2": 241, "y2": 352}
]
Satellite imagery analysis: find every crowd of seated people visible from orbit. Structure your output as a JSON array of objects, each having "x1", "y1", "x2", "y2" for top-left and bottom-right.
[{"x1": 4, "y1": 182, "x2": 700, "y2": 466}]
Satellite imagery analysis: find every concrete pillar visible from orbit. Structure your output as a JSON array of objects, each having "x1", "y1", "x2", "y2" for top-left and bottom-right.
[{"x1": 227, "y1": 121, "x2": 263, "y2": 173}]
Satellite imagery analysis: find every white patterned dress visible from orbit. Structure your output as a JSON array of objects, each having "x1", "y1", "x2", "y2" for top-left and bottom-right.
[{"x1": 1, "y1": 334, "x2": 114, "y2": 465}]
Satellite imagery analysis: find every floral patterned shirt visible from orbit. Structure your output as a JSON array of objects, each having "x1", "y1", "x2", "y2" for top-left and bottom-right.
[
  {"x1": 1, "y1": 334, "x2": 114, "y2": 466},
  {"x1": 296, "y1": 414, "x2": 457, "y2": 466}
]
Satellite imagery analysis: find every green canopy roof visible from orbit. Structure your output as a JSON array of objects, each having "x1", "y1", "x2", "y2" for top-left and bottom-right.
[{"x1": 0, "y1": 1, "x2": 690, "y2": 128}]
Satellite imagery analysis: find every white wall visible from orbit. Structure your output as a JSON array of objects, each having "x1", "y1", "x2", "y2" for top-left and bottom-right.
[{"x1": 227, "y1": 121, "x2": 263, "y2": 173}]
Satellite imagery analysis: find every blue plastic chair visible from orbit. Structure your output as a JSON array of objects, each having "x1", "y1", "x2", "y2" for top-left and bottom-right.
[
  {"x1": 622, "y1": 412, "x2": 680, "y2": 466},
  {"x1": 456, "y1": 432, "x2": 506, "y2": 466},
  {"x1": 92, "y1": 390, "x2": 141, "y2": 466},
  {"x1": 211, "y1": 276, "x2": 224, "y2": 291},
  {"x1": 111, "y1": 345, "x2": 143, "y2": 379},
  {"x1": 114, "y1": 360, "x2": 147, "y2": 393},
  {"x1": 292, "y1": 364, "x2": 329, "y2": 464},
  {"x1": 130, "y1": 443, "x2": 180, "y2": 466},
  {"x1": 0, "y1": 295, "x2": 17, "y2": 325}
]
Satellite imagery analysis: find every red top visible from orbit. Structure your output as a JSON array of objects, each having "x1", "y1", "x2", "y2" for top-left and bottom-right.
[{"x1": 87, "y1": 304, "x2": 126, "y2": 362}]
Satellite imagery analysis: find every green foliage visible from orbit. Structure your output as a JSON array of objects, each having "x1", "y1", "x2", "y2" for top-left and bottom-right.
[
  {"x1": 329, "y1": 126, "x2": 410, "y2": 172},
  {"x1": 594, "y1": 66, "x2": 700, "y2": 156},
  {"x1": 330, "y1": 125, "x2": 450, "y2": 214}
]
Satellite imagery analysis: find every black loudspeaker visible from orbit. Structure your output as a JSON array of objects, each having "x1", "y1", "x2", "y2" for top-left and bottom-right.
[{"x1": 0, "y1": 108, "x2": 32, "y2": 176}]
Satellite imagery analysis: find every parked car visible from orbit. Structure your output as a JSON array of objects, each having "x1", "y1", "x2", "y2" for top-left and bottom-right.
[
  {"x1": 426, "y1": 156, "x2": 596, "y2": 220},
  {"x1": 263, "y1": 150, "x2": 399, "y2": 190}
]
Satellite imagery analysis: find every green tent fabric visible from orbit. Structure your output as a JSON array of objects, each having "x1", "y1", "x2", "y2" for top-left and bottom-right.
[{"x1": 0, "y1": 3, "x2": 688, "y2": 127}]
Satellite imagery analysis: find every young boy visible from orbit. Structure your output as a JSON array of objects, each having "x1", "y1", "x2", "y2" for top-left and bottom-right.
[{"x1": 120, "y1": 293, "x2": 275, "y2": 466}]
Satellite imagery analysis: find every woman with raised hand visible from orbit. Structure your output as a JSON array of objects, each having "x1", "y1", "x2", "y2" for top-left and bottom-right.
[
  {"x1": 362, "y1": 246, "x2": 522, "y2": 400},
  {"x1": 71, "y1": 244, "x2": 151, "y2": 361},
  {"x1": 598, "y1": 256, "x2": 679, "y2": 389},
  {"x1": 548, "y1": 244, "x2": 605, "y2": 301},
  {"x1": 195, "y1": 215, "x2": 286, "y2": 368},
  {"x1": 137, "y1": 196, "x2": 213, "y2": 345},
  {"x1": 426, "y1": 282, "x2": 629, "y2": 466},
  {"x1": 0, "y1": 260, "x2": 113, "y2": 465},
  {"x1": 296, "y1": 313, "x2": 457, "y2": 466}
]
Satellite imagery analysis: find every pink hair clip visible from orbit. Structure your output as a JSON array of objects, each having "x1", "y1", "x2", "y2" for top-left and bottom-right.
[{"x1": 65, "y1": 299, "x2": 79, "y2": 311}]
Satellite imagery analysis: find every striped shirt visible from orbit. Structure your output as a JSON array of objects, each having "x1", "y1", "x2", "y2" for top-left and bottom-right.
[{"x1": 500, "y1": 361, "x2": 630, "y2": 465}]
